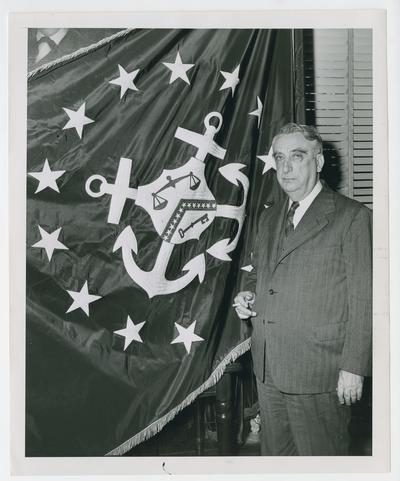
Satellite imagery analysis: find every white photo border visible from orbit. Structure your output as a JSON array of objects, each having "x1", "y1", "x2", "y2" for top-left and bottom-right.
[{"x1": 9, "y1": 9, "x2": 389, "y2": 476}]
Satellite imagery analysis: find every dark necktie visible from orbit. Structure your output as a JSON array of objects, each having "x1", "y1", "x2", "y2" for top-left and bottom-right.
[
  {"x1": 37, "y1": 36, "x2": 56, "y2": 50},
  {"x1": 284, "y1": 201, "x2": 299, "y2": 237}
]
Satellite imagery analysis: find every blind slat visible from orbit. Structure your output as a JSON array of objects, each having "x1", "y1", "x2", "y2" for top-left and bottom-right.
[
  {"x1": 354, "y1": 164, "x2": 373, "y2": 172},
  {"x1": 353, "y1": 117, "x2": 372, "y2": 125},
  {"x1": 354, "y1": 133, "x2": 373, "y2": 141},
  {"x1": 354, "y1": 172, "x2": 373, "y2": 180},
  {"x1": 354, "y1": 141, "x2": 373, "y2": 149},
  {"x1": 354, "y1": 157, "x2": 373, "y2": 165},
  {"x1": 354, "y1": 125, "x2": 373, "y2": 133}
]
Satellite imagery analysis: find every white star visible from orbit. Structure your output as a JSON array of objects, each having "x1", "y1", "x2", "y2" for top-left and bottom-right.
[
  {"x1": 62, "y1": 102, "x2": 94, "y2": 139},
  {"x1": 241, "y1": 264, "x2": 254, "y2": 273},
  {"x1": 28, "y1": 159, "x2": 65, "y2": 194},
  {"x1": 257, "y1": 147, "x2": 276, "y2": 174},
  {"x1": 114, "y1": 315, "x2": 145, "y2": 351},
  {"x1": 249, "y1": 96, "x2": 263, "y2": 127},
  {"x1": 66, "y1": 281, "x2": 102, "y2": 316},
  {"x1": 32, "y1": 226, "x2": 69, "y2": 261},
  {"x1": 171, "y1": 320, "x2": 204, "y2": 354},
  {"x1": 109, "y1": 64, "x2": 140, "y2": 99},
  {"x1": 163, "y1": 51, "x2": 194, "y2": 85},
  {"x1": 219, "y1": 65, "x2": 240, "y2": 96}
]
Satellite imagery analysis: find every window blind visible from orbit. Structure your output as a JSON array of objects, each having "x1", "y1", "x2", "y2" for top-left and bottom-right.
[{"x1": 302, "y1": 29, "x2": 373, "y2": 208}]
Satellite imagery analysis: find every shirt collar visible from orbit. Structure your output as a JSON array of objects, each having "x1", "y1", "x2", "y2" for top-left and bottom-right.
[
  {"x1": 36, "y1": 28, "x2": 68, "y2": 45},
  {"x1": 288, "y1": 180, "x2": 323, "y2": 211}
]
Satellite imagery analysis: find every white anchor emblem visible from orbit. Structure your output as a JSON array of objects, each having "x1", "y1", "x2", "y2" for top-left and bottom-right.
[{"x1": 85, "y1": 112, "x2": 249, "y2": 298}]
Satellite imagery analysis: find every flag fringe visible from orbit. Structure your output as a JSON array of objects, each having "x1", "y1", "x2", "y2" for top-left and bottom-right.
[
  {"x1": 106, "y1": 337, "x2": 252, "y2": 456},
  {"x1": 28, "y1": 28, "x2": 134, "y2": 80}
]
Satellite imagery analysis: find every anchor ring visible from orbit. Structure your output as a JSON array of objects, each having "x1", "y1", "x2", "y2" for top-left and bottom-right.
[
  {"x1": 204, "y1": 112, "x2": 223, "y2": 134},
  {"x1": 85, "y1": 174, "x2": 108, "y2": 198}
]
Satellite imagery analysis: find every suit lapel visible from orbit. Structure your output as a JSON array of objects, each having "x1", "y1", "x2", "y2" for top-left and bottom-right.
[
  {"x1": 275, "y1": 186, "x2": 336, "y2": 265},
  {"x1": 260, "y1": 198, "x2": 288, "y2": 272}
]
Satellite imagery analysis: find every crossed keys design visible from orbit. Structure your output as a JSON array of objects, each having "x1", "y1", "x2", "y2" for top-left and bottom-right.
[{"x1": 85, "y1": 112, "x2": 249, "y2": 298}]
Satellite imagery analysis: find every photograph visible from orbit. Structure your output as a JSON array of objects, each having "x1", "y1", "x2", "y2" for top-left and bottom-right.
[
  {"x1": 25, "y1": 25, "x2": 373, "y2": 457},
  {"x1": 7, "y1": 7, "x2": 391, "y2": 476}
]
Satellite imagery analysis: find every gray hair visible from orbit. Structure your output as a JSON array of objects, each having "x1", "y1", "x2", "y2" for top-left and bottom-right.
[{"x1": 274, "y1": 123, "x2": 323, "y2": 154}]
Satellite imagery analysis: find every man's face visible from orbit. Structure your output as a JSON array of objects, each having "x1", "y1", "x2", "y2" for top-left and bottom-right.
[{"x1": 273, "y1": 132, "x2": 324, "y2": 201}]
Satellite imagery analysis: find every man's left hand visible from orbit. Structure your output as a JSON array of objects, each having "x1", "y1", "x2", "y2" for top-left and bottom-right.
[{"x1": 337, "y1": 370, "x2": 364, "y2": 405}]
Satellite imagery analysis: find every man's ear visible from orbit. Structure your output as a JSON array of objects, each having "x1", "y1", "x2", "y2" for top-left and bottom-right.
[{"x1": 316, "y1": 153, "x2": 325, "y2": 173}]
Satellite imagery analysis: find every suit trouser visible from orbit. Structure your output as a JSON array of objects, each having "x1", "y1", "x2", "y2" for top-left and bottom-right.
[{"x1": 256, "y1": 365, "x2": 351, "y2": 456}]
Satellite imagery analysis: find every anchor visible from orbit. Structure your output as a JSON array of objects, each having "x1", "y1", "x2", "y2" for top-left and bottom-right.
[
  {"x1": 113, "y1": 226, "x2": 206, "y2": 298},
  {"x1": 87, "y1": 112, "x2": 250, "y2": 297}
]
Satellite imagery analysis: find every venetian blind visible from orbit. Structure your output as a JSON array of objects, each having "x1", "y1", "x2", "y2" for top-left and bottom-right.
[{"x1": 302, "y1": 29, "x2": 373, "y2": 208}]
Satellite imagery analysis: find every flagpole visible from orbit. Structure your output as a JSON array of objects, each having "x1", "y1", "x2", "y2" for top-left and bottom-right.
[{"x1": 291, "y1": 28, "x2": 306, "y2": 124}]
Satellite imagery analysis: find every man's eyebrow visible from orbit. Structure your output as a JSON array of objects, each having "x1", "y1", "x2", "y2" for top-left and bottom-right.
[
  {"x1": 272, "y1": 147, "x2": 309, "y2": 158},
  {"x1": 291, "y1": 148, "x2": 308, "y2": 154}
]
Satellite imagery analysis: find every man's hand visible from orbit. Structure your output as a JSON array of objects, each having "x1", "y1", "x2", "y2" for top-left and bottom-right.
[
  {"x1": 233, "y1": 291, "x2": 256, "y2": 319},
  {"x1": 337, "y1": 369, "x2": 364, "y2": 405}
]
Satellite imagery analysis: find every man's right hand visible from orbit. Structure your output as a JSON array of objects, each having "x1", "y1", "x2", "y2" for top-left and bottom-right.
[{"x1": 233, "y1": 291, "x2": 257, "y2": 319}]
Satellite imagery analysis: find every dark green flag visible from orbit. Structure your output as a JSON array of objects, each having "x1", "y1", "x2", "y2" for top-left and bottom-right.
[{"x1": 26, "y1": 28, "x2": 293, "y2": 456}]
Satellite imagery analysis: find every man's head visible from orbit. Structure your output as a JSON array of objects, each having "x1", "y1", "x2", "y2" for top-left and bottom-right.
[{"x1": 272, "y1": 123, "x2": 324, "y2": 201}]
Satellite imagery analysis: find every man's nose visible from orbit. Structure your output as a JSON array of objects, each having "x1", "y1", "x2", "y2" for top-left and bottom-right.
[{"x1": 282, "y1": 159, "x2": 292, "y2": 173}]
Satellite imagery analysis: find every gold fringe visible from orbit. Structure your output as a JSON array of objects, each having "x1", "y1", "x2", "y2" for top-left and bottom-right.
[
  {"x1": 28, "y1": 28, "x2": 134, "y2": 80},
  {"x1": 106, "y1": 337, "x2": 252, "y2": 456}
]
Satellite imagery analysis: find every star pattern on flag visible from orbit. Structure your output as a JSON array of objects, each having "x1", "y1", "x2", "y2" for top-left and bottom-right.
[
  {"x1": 163, "y1": 51, "x2": 194, "y2": 85},
  {"x1": 114, "y1": 315, "x2": 145, "y2": 351},
  {"x1": 249, "y1": 96, "x2": 263, "y2": 127},
  {"x1": 257, "y1": 147, "x2": 276, "y2": 174},
  {"x1": 109, "y1": 64, "x2": 140, "y2": 98},
  {"x1": 28, "y1": 159, "x2": 65, "y2": 194},
  {"x1": 219, "y1": 65, "x2": 240, "y2": 96},
  {"x1": 62, "y1": 102, "x2": 94, "y2": 139},
  {"x1": 66, "y1": 280, "x2": 102, "y2": 316},
  {"x1": 171, "y1": 320, "x2": 204, "y2": 354},
  {"x1": 32, "y1": 226, "x2": 69, "y2": 261}
]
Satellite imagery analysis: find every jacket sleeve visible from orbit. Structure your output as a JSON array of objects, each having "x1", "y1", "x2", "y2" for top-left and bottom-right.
[{"x1": 339, "y1": 205, "x2": 372, "y2": 377}]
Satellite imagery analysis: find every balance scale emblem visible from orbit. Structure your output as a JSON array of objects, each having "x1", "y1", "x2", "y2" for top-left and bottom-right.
[{"x1": 85, "y1": 112, "x2": 249, "y2": 298}]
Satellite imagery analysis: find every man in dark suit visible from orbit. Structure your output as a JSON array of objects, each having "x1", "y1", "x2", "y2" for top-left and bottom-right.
[
  {"x1": 234, "y1": 123, "x2": 372, "y2": 456},
  {"x1": 28, "y1": 28, "x2": 121, "y2": 71}
]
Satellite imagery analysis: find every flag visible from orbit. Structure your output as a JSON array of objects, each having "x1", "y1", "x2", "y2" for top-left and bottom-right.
[{"x1": 26, "y1": 28, "x2": 294, "y2": 456}]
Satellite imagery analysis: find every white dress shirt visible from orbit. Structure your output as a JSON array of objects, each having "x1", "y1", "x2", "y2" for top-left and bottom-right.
[
  {"x1": 35, "y1": 29, "x2": 68, "y2": 63},
  {"x1": 288, "y1": 180, "x2": 323, "y2": 229}
]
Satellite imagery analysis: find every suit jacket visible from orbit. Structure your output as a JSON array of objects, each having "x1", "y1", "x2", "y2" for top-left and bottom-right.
[{"x1": 248, "y1": 185, "x2": 372, "y2": 394}]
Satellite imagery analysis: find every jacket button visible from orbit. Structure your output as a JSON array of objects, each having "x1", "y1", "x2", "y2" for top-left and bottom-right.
[{"x1": 268, "y1": 288, "x2": 276, "y2": 295}]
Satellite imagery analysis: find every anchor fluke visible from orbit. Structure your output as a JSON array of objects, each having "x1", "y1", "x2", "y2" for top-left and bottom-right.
[
  {"x1": 206, "y1": 238, "x2": 232, "y2": 261},
  {"x1": 113, "y1": 226, "x2": 138, "y2": 254},
  {"x1": 218, "y1": 163, "x2": 246, "y2": 186},
  {"x1": 113, "y1": 228, "x2": 206, "y2": 298},
  {"x1": 181, "y1": 253, "x2": 206, "y2": 283}
]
